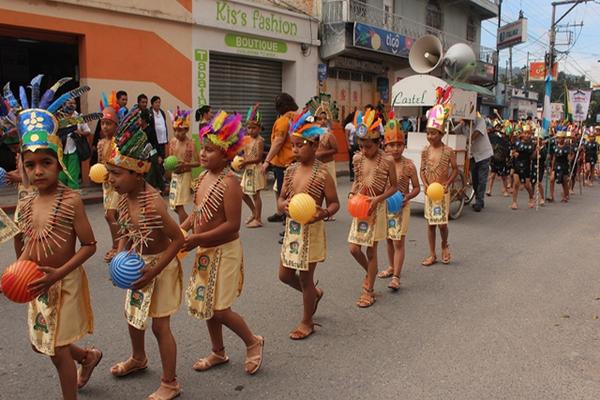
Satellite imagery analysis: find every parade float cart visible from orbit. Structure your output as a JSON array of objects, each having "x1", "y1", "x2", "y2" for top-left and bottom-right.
[{"x1": 392, "y1": 74, "x2": 477, "y2": 219}]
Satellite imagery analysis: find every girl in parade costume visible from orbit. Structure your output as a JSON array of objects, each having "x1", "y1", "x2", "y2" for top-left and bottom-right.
[
  {"x1": 583, "y1": 131, "x2": 597, "y2": 186},
  {"x1": 420, "y1": 87, "x2": 458, "y2": 266},
  {"x1": 106, "y1": 108, "x2": 185, "y2": 400},
  {"x1": 180, "y1": 111, "x2": 265, "y2": 375},
  {"x1": 552, "y1": 127, "x2": 572, "y2": 203},
  {"x1": 239, "y1": 104, "x2": 266, "y2": 228},
  {"x1": 314, "y1": 102, "x2": 339, "y2": 189},
  {"x1": 167, "y1": 107, "x2": 199, "y2": 224},
  {"x1": 348, "y1": 109, "x2": 397, "y2": 308},
  {"x1": 377, "y1": 119, "x2": 420, "y2": 290},
  {"x1": 486, "y1": 120, "x2": 512, "y2": 197},
  {"x1": 510, "y1": 123, "x2": 535, "y2": 210},
  {"x1": 97, "y1": 94, "x2": 124, "y2": 262},
  {"x1": 9, "y1": 76, "x2": 103, "y2": 400},
  {"x1": 278, "y1": 110, "x2": 339, "y2": 339}
]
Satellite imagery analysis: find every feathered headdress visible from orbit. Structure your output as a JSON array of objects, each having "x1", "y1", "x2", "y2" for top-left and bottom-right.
[
  {"x1": 306, "y1": 94, "x2": 339, "y2": 121},
  {"x1": 107, "y1": 108, "x2": 153, "y2": 174},
  {"x1": 168, "y1": 106, "x2": 191, "y2": 129},
  {"x1": 199, "y1": 110, "x2": 247, "y2": 160},
  {"x1": 384, "y1": 112, "x2": 405, "y2": 145},
  {"x1": 354, "y1": 108, "x2": 382, "y2": 140},
  {"x1": 426, "y1": 86, "x2": 453, "y2": 133},
  {"x1": 99, "y1": 91, "x2": 126, "y2": 124},
  {"x1": 7, "y1": 75, "x2": 101, "y2": 164},
  {"x1": 289, "y1": 109, "x2": 325, "y2": 142},
  {"x1": 245, "y1": 103, "x2": 262, "y2": 126}
]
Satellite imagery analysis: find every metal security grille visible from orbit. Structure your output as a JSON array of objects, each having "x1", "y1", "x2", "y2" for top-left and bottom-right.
[{"x1": 209, "y1": 52, "x2": 282, "y2": 141}]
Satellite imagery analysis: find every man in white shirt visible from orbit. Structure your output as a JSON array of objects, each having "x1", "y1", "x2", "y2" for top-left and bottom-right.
[
  {"x1": 59, "y1": 98, "x2": 91, "y2": 189},
  {"x1": 150, "y1": 96, "x2": 169, "y2": 160},
  {"x1": 454, "y1": 113, "x2": 493, "y2": 212}
]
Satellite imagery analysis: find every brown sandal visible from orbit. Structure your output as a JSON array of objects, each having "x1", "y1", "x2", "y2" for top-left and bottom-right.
[
  {"x1": 77, "y1": 347, "x2": 102, "y2": 389},
  {"x1": 192, "y1": 352, "x2": 229, "y2": 371},
  {"x1": 147, "y1": 379, "x2": 182, "y2": 400},
  {"x1": 289, "y1": 323, "x2": 319, "y2": 340},
  {"x1": 110, "y1": 356, "x2": 148, "y2": 377},
  {"x1": 441, "y1": 246, "x2": 452, "y2": 264},
  {"x1": 388, "y1": 276, "x2": 401, "y2": 290},
  {"x1": 245, "y1": 335, "x2": 265, "y2": 374},
  {"x1": 421, "y1": 255, "x2": 437, "y2": 266},
  {"x1": 356, "y1": 289, "x2": 375, "y2": 308},
  {"x1": 377, "y1": 267, "x2": 394, "y2": 279}
]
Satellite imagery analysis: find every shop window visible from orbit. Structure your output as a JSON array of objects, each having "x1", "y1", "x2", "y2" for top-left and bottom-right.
[
  {"x1": 426, "y1": 0, "x2": 442, "y2": 31},
  {"x1": 328, "y1": 68, "x2": 337, "y2": 79},
  {"x1": 363, "y1": 74, "x2": 373, "y2": 83},
  {"x1": 351, "y1": 72, "x2": 362, "y2": 82},
  {"x1": 466, "y1": 16, "x2": 476, "y2": 42},
  {"x1": 338, "y1": 70, "x2": 351, "y2": 80}
]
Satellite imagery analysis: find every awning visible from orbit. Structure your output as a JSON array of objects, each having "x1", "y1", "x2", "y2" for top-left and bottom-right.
[{"x1": 445, "y1": 80, "x2": 494, "y2": 97}]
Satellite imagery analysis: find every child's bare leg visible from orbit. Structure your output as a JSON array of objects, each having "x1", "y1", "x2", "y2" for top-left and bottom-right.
[
  {"x1": 50, "y1": 345, "x2": 78, "y2": 400},
  {"x1": 349, "y1": 243, "x2": 368, "y2": 273},
  {"x1": 128, "y1": 324, "x2": 146, "y2": 361},
  {"x1": 487, "y1": 172, "x2": 495, "y2": 194},
  {"x1": 379, "y1": 238, "x2": 394, "y2": 276},
  {"x1": 252, "y1": 192, "x2": 262, "y2": 222},
  {"x1": 151, "y1": 317, "x2": 177, "y2": 383},
  {"x1": 212, "y1": 309, "x2": 263, "y2": 373},
  {"x1": 279, "y1": 263, "x2": 302, "y2": 291},
  {"x1": 439, "y1": 224, "x2": 451, "y2": 263},
  {"x1": 365, "y1": 243, "x2": 378, "y2": 291},
  {"x1": 392, "y1": 237, "x2": 406, "y2": 279},
  {"x1": 422, "y1": 225, "x2": 436, "y2": 265},
  {"x1": 175, "y1": 205, "x2": 188, "y2": 225},
  {"x1": 511, "y1": 176, "x2": 520, "y2": 209},
  {"x1": 298, "y1": 263, "x2": 318, "y2": 325},
  {"x1": 242, "y1": 194, "x2": 254, "y2": 216},
  {"x1": 525, "y1": 180, "x2": 534, "y2": 207}
]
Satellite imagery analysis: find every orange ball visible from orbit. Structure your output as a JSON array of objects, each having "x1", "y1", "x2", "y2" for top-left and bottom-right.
[
  {"x1": 1, "y1": 260, "x2": 44, "y2": 303},
  {"x1": 348, "y1": 193, "x2": 370, "y2": 219}
]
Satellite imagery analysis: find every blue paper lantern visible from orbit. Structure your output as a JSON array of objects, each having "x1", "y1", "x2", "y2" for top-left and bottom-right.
[
  {"x1": 0, "y1": 167, "x2": 6, "y2": 187},
  {"x1": 386, "y1": 191, "x2": 404, "y2": 214},
  {"x1": 109, "y1": 251, "x2": 145, "y2": 289}
]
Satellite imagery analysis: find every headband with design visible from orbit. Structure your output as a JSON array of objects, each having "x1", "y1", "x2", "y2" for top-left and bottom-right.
[
  {"x1": 246, "y1": 103, "x2": 262, "y2": 126},
  {"x1": 169, "y1": 106, "x2": 191, "y2": 129},
  {"x1": 107, "y1": 107, "x2": 153, "y2": 174},
  {"x1": 289, "y1": 109, "x2": 325, "y2": 142},
  {"x1": 426, "y1": 86, "x2": 453, "y2": 132},
  {"x1": 199, "y1": 110, "x2": 246, "y2": 160},
  {"x1": 384, "y1": 114, "x2": 405, "y2": 145},
  {"x1": 354, "y1": 109, "x2": 382, "y2": 140}
]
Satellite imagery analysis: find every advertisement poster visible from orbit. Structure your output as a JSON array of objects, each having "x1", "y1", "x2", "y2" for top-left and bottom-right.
[{"x1": 353, "y1": 23, "x2": 413, "y2": 57}]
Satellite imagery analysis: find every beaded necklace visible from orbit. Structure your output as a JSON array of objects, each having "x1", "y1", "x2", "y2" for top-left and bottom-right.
[
  {"x1": 355, "y1": 150, "x2": 388, "y2": 196},
  {"x1": 117, "y1": 186, "x2": 163, "y2": 254},
  {"x1": 284, "y1": 160, "x2": 326, "y2": 201},
  {"x1": 192, "y1": 169, "x2": 229, "y2": 228}
]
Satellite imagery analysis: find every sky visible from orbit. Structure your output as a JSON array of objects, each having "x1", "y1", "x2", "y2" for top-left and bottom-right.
[{"x1": 480, "y1": 0, "x2": 600, "y2": 85}]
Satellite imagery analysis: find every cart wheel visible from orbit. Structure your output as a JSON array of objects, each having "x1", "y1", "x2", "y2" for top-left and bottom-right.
[
  {"x1": 464, "y1": 184, "x2": 475, "y2": 205},
  {"x1": 449, "y1": 171, "x2": 466, "y2": 220}
]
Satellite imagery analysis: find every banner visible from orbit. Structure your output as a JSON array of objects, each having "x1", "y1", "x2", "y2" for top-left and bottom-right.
[
  {"x1": 550, "y1": 103, "x2": 563, "y2": 121},
  {"x1": 568, "y1": 89, "x2": 592, "y2": 122},
  {"x1": 529, "y1": 62, "x2": 558, "y2": 81},
  {"x1": 353, "y1": 23, "x2": 413, "y2": 57}
]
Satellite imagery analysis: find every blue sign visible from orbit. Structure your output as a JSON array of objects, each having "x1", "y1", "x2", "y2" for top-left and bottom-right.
[
  {"x1": 318, "y1": 63, "x2": 328, "y2": 83},
  {"x1": 353, "y1": 23, "x2": 413, "y2": 57},
  {"x1": 377, "y1": 77, "x2": 389, "y2": 101}
]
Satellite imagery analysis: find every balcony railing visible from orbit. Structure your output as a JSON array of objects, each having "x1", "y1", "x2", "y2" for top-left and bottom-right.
[{"x1": 322, "y1": 0, "x2": 497, "y2": 64}]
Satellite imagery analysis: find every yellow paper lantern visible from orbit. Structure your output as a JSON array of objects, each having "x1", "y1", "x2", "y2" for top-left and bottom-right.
[
  {"x1": 427, "y1": 182, "x2": 444, "y2": 202},
  {"x1": 289, "y1": 193, "x2": 317, "y2": 225},
  {"x1": 231, "y1": 155, "x2": 244, "y2": 172},
  {"x1": 177, "y1": 228, "x2": 188, "y2": 260},
  {"x1": 89, "y1": 163, "x2": 108, "y2": 184}
]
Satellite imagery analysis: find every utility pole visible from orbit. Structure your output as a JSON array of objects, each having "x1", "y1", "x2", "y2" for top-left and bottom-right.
[
  {"x1": 508, "y1": 47, "x2": 513, "y2": 85},
  {"x1": 494, "y1": 0, "x2": 502, "y2": 86}
]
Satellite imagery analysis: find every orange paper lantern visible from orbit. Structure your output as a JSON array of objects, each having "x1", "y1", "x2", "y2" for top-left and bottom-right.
[
  {"x1": 427, "y1": 182, "x2": 444, "y2": 202},
  {"x1": 1, "y1": 260, "x2": 44, "y2": 303},
  {"x1": 348, "y1": 193, "x2": 370, "y2": 219},
  {"x1": 288, "y1": 193, "x2": 317, "y2": 224}
]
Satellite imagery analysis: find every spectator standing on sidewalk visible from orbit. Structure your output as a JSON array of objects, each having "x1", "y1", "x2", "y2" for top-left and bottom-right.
[
  {"x1": 344, "y1": 110, "x2": 358, "y2": 181},
  {"x1": 58, "y1": 98, "x2": 91, "y2": 189},
  {"x1": 261, "y1": 93, "x2": 298, "y2": 223}
]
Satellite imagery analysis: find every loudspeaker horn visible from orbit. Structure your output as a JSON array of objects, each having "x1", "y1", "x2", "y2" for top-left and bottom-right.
[
  {"x1": 443, "y1": 43, "x2": 476, "y2": 81},
  {"x1": 408, "y1": 35, "x2": 443, "y2": 74}
]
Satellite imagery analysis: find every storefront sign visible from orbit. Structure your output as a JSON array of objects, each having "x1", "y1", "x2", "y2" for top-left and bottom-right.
[
  {"x1": 497, "y1": 18, "x2": 528, "y2": 49},
  {"x1": 529, "y1": 62, "x2": 558, "y2": 81},
  {"x1": 353, "y1": 23, "x2": 412, "y2": 57},
  {"x1": 224, "y1": 33, "x2": 287, "y2": 56},
  {"x1": 195, "y1": 49, "x2": 209, "y2": 106},
  {"x1": 392, "y1": 75, "x2": 447, "y2": 107}
]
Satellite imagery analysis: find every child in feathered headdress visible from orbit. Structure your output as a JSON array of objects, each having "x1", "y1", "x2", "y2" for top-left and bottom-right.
[
  {"x1": 420, "y1": 86, "x2": 458, "y2": 266},
  {"x1": 239, "y1": 103, "x2": 267, "y2": 228},
  {"x1": 314, "y1": 101, "x2": 340, "y2": 195},
  {"x1": 278, "y1": 109, "x2": 340, "y2": 339},
  {"x1": 347, "y1": 106, "x2": 397, "y2": 308},
  {"x1": 167, "y1": 107, "x2": 199, "y2": 223},
  {"x1": 179, "y1": 110, "x2": 265, "y2": 376}
]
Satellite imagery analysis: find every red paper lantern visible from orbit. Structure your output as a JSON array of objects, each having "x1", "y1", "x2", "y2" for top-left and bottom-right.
[
  {"x1": 1, "y1": 260, "x2": 43, "y2": 303},
  {"x1": 347, "y1": 193, "x2": 370, "y2": 219}
]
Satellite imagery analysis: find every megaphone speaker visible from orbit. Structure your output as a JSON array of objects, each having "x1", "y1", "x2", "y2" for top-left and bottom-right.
[
  {"x1": 408, "y1": 35, "x2": 443, "y2": 74},
  {"x1": 444, "y1": 43, "x2": 476, "y2": 81}
]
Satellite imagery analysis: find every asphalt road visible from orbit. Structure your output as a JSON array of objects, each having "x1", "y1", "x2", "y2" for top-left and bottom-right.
[{"x1": 2, "y1": 180, "x2": 600, "y2": 400}]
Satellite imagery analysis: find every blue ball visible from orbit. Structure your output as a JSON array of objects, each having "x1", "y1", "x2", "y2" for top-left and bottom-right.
[
  {"x1": 386, "y1": 191, "x2": 404, "y2": 214},
  {"x1": 109, "y1": 251, "x2": 145, "y2": 289},
  {"x1": 0, "y1": 167, "x2": 6, "y2": 187}
]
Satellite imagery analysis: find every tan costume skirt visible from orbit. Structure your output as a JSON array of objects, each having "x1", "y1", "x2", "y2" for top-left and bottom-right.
[
  {"x1": 324, "y1": 160, "x2": 337, "y2": 188},
  {"x1": 186, "y1": 238, "x2": 244, "y2": 320},
  {"x1": 281, "y1": 219, "x2": 326, "y2": 271},
  {"x1": 125, "y1": 255, "x2": 182, "y2": 330},
  {"x1": 169, "y1": 171, "x2": 193, "y2": 209},
  {"x1": 387, "y1": 203, "x2": 411, "y2": 240},
  {"x1": 241, "y1": 164, "x2": 266, "y2": 195},
  {"x1": 103, "y1": 182, "x2": 119, "y2": 211},
  {"x1": 29, "y1": 267, "x2": 93, "y2": 356},
  {"x1": 348, "y1": 201, "x2": 386, "y2": 247},
  {"x1": 424, "y1": 192, "x2": 450, "y2": 225}
]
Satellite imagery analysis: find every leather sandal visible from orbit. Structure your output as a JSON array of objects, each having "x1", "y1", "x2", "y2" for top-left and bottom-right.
[
  {"x1": 421, "y1": 255, "x2": 437, "y2": 266},
  {"x1": 289, "y1": 324, "x2": 320, "y2": 340},
  {"x1": 110, "y1": 356, "x2": 148, "y2": 377},
  {"x1": 388, "y1": 276, "x2": 401, "y2": 290},
  {"x1": 377, "y1": 267, "x2": 394, "y2": 279},
  {"x1": 441, "y1": 246, "x2": 452, "y2": 264},
  {"x1": 147, "y1": 379, "x2": 182, "y2": 400},
  {"x1": 245, "y1": 335, "x2": 265, "y2": 374},
  {"x1": 356, "y1": 289, "x2": 375, "y2": 308},
  {"x1": 77, "y1": 347, "x2": 102, "y2": 389},
  {"x1": 192, "y1": 352, "x2": 229, "y2": 372}
]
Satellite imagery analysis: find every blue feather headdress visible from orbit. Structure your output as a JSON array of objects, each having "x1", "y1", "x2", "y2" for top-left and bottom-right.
[{"x1": 289, "y1": 109, "x2": 325, "y2": 142}]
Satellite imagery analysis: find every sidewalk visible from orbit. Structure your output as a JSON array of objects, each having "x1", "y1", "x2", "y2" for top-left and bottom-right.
[{"x1": 0, "y1": 162, "x2": 351, "y2": 213}]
